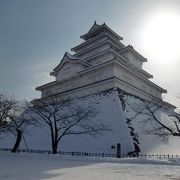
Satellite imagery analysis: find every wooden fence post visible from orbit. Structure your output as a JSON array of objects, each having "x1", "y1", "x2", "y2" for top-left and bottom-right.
[{"x1": 116, "y1": 143, "x2": 121, "y2": 158}]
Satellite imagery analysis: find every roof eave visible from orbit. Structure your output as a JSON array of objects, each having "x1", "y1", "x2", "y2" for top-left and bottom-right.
[
  {"x1": 36, "y1": 81, "x2": 56, "y2": 91},
  {"x1": 119, "y1": 47, "x2": 147, "y2": 62},
  {"x1": 50, "y1": 71, "x2": 56, "y2": 77},
  {"x1": 80, "y1": 24, "x2": 123, "y2": 41},
  {"x1": 163, "y1": 101, "x2": 176, "y2": 109},
  {"x1": 127, "y1": 46, "x2": 147, "y2": 62}
]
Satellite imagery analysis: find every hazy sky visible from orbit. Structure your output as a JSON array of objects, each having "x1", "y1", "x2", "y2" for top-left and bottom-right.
[{"x1": 0, "y1": 0, "x2": 180, "y2": 108}]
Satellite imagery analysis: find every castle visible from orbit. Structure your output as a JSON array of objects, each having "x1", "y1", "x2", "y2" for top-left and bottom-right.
[
  {"x1": 29, "y1": 22, "x2": 175, "y2": 154},
  {"x1": 35, "y1": 21, "x2": 172, "y2": 107},
  {"x1": 0, "y1": 22, "x2": 177, "y2": 154}
]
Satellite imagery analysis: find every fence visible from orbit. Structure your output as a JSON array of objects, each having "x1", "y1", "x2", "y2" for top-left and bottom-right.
[{"x1": 0, "y1": 148, "x2": 179, "y2": 159}]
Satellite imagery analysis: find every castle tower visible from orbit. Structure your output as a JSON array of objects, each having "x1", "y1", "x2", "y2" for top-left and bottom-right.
[{"x1": 35, "y1": 21, "x2": 170, "y2": 105}]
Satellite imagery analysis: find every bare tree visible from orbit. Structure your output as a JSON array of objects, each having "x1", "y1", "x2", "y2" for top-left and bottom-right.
[
  {"x1": 0, "y1": 94, "x2": 13, "y2": 131},
  {"x1": 131, "y1": 99, "x2": 180, "y2": 138},
  {"x1": 31, "y1": 97, "x2": 110, "y2": 154},
  {"x1": 0, "y1": 94, "x2": 37, "y2": 152}
]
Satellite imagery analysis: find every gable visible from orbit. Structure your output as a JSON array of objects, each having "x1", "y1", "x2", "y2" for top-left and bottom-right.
[
  {"x1": 50, "y1": 52, "x2": 90, "y2": 78},
  {"x1": 56, "y1": 61, "x2": 86, "y2": 81}
]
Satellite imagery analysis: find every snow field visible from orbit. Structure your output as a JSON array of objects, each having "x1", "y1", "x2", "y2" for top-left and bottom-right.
[
  {"x1": 0, "y1": 152, "x2": 180, "y2": 180},
  {"x1": 1, "y1": 89, "x2": 180, "y2": 156}
]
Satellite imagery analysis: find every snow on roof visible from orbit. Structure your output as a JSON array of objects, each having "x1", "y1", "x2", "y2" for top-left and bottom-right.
[
  {"x1": 51, "y1": 52, "x2": 91, "y2": 75},
  {"x1": 88, "y1": 21, "x2": 101, "y2": 33},
  {"x1": 65, "y1": 52, "x2": 80, "y2": 60},
  {"x1": 119, "y1": 45, "x2": 147, "y2": 62},
  {"x1": 80, "y1": 22, "x2": 123, "y2": 41}
]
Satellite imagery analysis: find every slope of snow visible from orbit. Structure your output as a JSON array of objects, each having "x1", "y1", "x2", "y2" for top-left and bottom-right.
[
  {"x1": 0, "y1": 89, "x2": 134, "y2": 154},
  {"x1": 0, "y1": 88, "x2": 180, "y2": 155},
  {"x1": 120, "y1": 91, "x2": 180, "y2": 154},
  {"x1": 0, "y1": 152, "x2": 180, "y2": 180}
]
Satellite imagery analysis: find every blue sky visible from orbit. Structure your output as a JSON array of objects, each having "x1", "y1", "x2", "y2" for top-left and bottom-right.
[{"x1": 0, "y1": 0, "x2": 180, "y2": 107}]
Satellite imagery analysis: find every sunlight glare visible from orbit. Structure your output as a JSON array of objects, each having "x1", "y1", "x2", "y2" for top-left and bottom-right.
[{"x1": 141, "y1": 10, "x2": 180, "y2": 64}]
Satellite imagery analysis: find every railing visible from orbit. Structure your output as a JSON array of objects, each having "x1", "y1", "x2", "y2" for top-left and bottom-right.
[
  {"x1": 58, "y1": 151, "x2": 116, "y2": 158},
  {"x1": 0, "y1": 148, "x2": 179, "y2": 159}
]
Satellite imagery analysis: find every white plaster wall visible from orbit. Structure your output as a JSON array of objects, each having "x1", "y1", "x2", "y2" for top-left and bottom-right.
[
  {"x1": 41, "y1": 63, "x2": 115, "y2": 98},
  {"x1": 122, "y1": 52, "x2": 143, "y2": 69},
  {"x1": 115, "y1": 79, "x2": 154, "y2": 101},
  {"x1": 42, "y1": 79, "x2": 115, "y2": 100},
  {"x1": 41, "y1": 61, "x2": 162, "y2": 101},
  {"x1": 56, "y1": 62, "x2": 85, "y2": 82},
  {"x1": 74, "y1": 35, "x2": 107, "y2": 53},
  {"x1": 86, "y1": 52, "x2": 114, "y2": 65},
  {"x1": 76, "y1": 43, "x2": 110, "y2": 60},
  {"x1": 114, "y1": 63, "x2": 162, "y2": 99},
  {"x1": 59, "y1": 80, "x2": 115, "y2": 99}
]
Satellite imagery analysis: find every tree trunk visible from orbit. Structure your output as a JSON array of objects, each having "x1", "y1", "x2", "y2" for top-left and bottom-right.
[
  {"x1": 52, "y1": 141, "x2": 58, "y2": 154},
  {"x1": 50, "y1": 124, "x2": 58, "y2": 154},
  {"x1": 11, "y1": 129, "x2": 22, "y2": 153}
]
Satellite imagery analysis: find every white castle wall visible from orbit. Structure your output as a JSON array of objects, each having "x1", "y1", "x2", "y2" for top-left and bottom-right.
[
  {"x1": 114, "y1": 62, "x2": 162, "y2": 99},
  {"x1": 41, "y1": 61, "x2": 162, "y2": 101},
  {"x1": 76, "y1": 43, "x2": 110, "y2": 60},
  {"x1": 41, "y1": 63, "x2": 115, "y2": 98},
  {"x1": 86, "y1": 51, "x2": 114, "y2": 65},
  {"x1": 56, "y1": 62, "x2": 84, "y2": 82},
  {"x1": 122, "y1": 51, "x2": 143, "y2": 69},
  {"x1": 73, "y1": 34, "x2": 107, "y2": 53}
]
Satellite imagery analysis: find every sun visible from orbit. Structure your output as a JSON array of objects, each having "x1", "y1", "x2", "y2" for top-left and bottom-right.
[{"x1": 141, "y1": 10, "x2": 180, "y2": 64}]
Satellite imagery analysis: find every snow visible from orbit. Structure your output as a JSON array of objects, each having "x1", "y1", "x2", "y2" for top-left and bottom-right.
[
  {"x1": 121, "y1": 92, "x2": 180, "y2": 154},
  {"x1": 0, "y1": 152, "x2": 180, "y2": 180},
  {"x1": 0, "y1": 90, "x2": 134, "y2": 154},
  {"x1": 65, "y1": 52, "x2": 79, "y2": 60},
  {"x1": 0, "y1": 89, "x2": 180, "y2": 155}
]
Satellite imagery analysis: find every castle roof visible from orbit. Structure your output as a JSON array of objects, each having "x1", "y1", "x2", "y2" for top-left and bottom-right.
[
  {"x1": 35, "y1": 21, "x2": 173, "y2": 107},
  {"x1": 50, "y1": 52, "x2": 91, "y2": 76},
  {"x1": 119, "y1": 45, "x2": 147, "y2": 62},
  {"x1": 80, "y1": 21, "x2": 123, "y2": 41}
]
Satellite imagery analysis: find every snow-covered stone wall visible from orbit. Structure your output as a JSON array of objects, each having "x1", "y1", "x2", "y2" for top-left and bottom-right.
[{"x1": 0, "y1": 89, "x2": 179, "y2": 154}]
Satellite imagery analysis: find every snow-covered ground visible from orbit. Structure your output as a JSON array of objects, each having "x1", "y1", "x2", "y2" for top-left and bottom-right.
[
  {"x1": 0, "y1": 89, "x2": 180, "y2": 155},
  {"x1": 0, "y1": 152, "x2": 180, "y2": 180}
]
